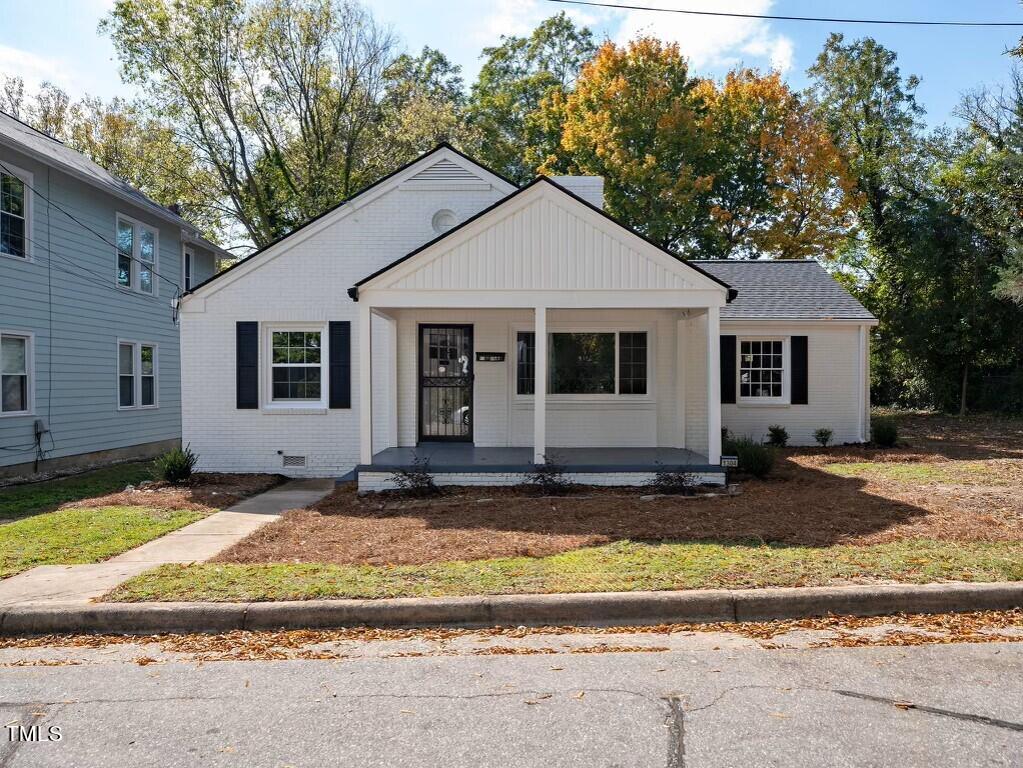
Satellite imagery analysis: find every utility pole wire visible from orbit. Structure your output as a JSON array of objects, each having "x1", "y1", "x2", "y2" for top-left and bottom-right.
[{"x1": 548, "y1": 0, "x2": 1023, "y2": 27}]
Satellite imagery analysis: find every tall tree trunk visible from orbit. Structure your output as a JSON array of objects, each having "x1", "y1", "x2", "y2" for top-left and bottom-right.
[{"x1": 959, "y1": 363, "x2": 969, "y2": 416}]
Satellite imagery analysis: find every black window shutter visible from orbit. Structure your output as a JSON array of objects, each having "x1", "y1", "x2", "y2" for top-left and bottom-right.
[
  {"x1": 329, "y1": 321, "x2": 351, "y2": 409},
  {"x1": 791, "y1": 336, "x2": 809, "y2": 405},
  {"x1": 236, "y1": 322, "x2": 259, "y2": 409},
  {"x1": 720, "y1": 335, "x2": 736, "y2": 404}
]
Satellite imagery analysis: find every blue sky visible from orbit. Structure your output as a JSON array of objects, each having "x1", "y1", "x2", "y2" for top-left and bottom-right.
[{"x1": 2, "y1": 0, "x2": 1022, "y2": 127}]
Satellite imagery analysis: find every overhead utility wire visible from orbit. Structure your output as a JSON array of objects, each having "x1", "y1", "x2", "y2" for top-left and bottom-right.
[{"x1": 548, "y1": 0, "x2": 1023, "y2": 26}]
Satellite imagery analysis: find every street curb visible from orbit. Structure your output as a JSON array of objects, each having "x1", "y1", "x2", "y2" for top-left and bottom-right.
[{"x1": 1, "y1": 582, "x2": 1021, "y2": 636}]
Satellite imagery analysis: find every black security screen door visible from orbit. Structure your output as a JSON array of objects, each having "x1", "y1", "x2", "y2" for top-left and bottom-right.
[{"x1": 419, "y1": 325, "x2": 473, "y2": 441}]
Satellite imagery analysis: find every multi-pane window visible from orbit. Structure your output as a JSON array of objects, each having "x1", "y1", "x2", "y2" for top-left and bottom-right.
[
  {"x1": 271, "y1": 331, "x2": 322, "y2": 401},
  {"x1": 1, "y1": 333, "x2": 30, "y2": 414},
  {"x1": 116, "y1": 215, "x2": 158, "y2": 294},
  {"x1": 739, "y1": 339, "x2": 784, "y2": 399},
  {"x1": 516, "y1": 331, "x2": 648, "y2": 396},
  {"x1": 183, "y1": 249, "x2": 193, "y2": 291},
  {"x1": 119, "y1": 341, "x2": 157, "y2": 409},
  {"x1": 1, "y1": 171, "x2": 27, "y2": 259}
]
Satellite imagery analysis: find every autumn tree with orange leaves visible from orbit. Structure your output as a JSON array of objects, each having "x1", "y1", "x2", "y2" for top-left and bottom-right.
[{"x1": 537, "y1": 38, "x2": 858, "y2": 259}]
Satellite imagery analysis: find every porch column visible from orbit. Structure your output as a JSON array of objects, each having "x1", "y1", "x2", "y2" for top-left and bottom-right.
[
  {"x1": 533, "y1": 305, "x2": 547, "y2": 464},
  {"x1": 706, "y1": 305, "x2": 722, "y2": 464},
  {"x1": 359, "y1": 302, "x2": 373, "y2": 465}
]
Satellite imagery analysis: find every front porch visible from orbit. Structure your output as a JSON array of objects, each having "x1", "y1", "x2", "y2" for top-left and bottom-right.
[{"x1": 355, "y1": 444, "x2": 726, "y2": 492}]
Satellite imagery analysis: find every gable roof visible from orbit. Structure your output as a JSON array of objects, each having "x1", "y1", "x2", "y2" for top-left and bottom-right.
[
  {"x1": 353, "y1": 176, "x2": 736, "y2": 299},
  {"x1": 697, "y1": 260, "x2": 876, "y2": 321},
  {"x1": 182, "y1": 142, "x2": 518, "y2": 298},
  {"x1": 0, "y1": 110, "x2": 227, "y2": 258}
]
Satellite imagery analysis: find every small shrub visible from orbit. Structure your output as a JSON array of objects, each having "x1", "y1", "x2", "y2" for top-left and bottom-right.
[
  {"x1": 814, "y1": 427, "x2": 833, "y2": 447},
  {"x1": 647, "y1": 464, "x2": 696, "y2": 495},
  {"x1": 390, "y1": 455, "x2": 439, "y2": 497},
  {"x1": 524, "y1": 454, "x2": 571, "y2": 495},
  {"x1": 723, "y1": 436, "x2": 775, "y2": 479},
  {"x1": 154, "y1": 444, "x2": 198, "y2": 485},
  {"x1": 872, "y1": 417, "x2": 899, "y2": 448},
  {"x1": 766, "y1": 425, "x2": 789, "y2": 447}
]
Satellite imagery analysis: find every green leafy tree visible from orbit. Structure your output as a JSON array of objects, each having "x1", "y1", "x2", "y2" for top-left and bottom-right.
[
  {"x1": 467, "y1": 12, "x2": 596, "y2": 182},
  {"x1": 102, "y1": 0, "x2": 396, "y2": 246}
]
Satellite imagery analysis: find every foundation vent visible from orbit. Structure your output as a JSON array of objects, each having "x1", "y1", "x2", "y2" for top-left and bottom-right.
[{"x1": 282, "y1": 455, "x2": 307, "y2": 468}]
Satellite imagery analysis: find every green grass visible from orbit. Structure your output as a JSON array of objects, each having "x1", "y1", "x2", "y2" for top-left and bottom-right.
[
  {"x1": 105, "y1": 539, "x2": 1023, "y2": 602},
  {"x1": 0, "y1": 505, "x2": 204, "y2": 579},
  {"x1": 823, "y1": 461, "x2": 1008, "y2": 484},
  {"x1": 0, "y1": 462, "x2": 155, "y2": 520}
]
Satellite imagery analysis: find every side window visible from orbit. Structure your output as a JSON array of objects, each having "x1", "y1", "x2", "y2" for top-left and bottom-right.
[
  {"x1": 1, "y1": 333, "x2": 31, "y2": 415},
  {"x1": 116, "y1": 216, "x2": 158, "y2": 294},
  {"x1": 118, "y1": 341, "x2": 158, "y2": 409},
  {"x1": 0, "y1": 170, "x2": 28, "y2": 260}
]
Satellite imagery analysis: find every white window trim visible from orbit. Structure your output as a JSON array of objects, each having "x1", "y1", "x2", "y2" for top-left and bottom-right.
[
  {"x1": 262, "y1": 323, "x2": 329, "y2": 410},
  {"x1": 511, "y1": 323, "x2": 655, "y2": 403},
  {"x1": 0, "y1": 329, "x2": 34, "y2": 417},
  {"x1": 0, "y1": 163, "x2": 33, "y2": 262},
  {"x1": 116, "y1": 339, "x2": 159, "y2": 410},
  {"x1": 115, "y1": 213, "x2": 159, "y2": 296},
  {"x1": 737, "y1": 336, "x2": 790, "y2": 406},
  {"x1": 182, "y1": 245, "x2": 194, "y2": 292}
]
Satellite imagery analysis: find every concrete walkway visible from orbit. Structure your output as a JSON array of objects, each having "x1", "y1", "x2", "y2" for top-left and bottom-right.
[{"x1": 0, "y1": 478, "x2": 334, "y2": 607}]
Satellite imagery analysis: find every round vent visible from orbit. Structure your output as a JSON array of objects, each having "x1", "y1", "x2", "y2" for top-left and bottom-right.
[{"x1": 431, "y1": 209, "x2": 457, "y2": 234}]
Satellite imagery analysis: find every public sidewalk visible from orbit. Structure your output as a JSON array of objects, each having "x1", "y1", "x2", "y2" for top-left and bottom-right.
[{"x1": 0, "y1": 479, "x2": 334, "y2": 607}]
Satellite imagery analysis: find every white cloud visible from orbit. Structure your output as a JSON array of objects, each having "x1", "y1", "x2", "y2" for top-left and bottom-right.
[
  {"x1": 612, "y1": 0, "x2": 795, "y2": 74},
  {"x1": 0, "y1": 44, "x2": 82, "y2": 92},
  {"x1": 472, "y1": 0, "x2": 601, "y2": 46}
]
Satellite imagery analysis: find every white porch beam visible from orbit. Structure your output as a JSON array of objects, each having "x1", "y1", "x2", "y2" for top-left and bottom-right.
[
  {"x1": 358, "y1": 288, "x2": 727, "y2": 310},
  {"x1": 706, "y1": 306, "x2": 722, "y2": 464},
  {"x1": 533, "y1": 305, "x2": 547, "y2": 464},
  {"x1": 359, "y1": 302, "x2": 373, "y2": 465}
]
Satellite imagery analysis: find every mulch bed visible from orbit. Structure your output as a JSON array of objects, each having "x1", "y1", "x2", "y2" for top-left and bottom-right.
[{"x1": 68, "y1": 473, "x2": 286, "y2": 513}]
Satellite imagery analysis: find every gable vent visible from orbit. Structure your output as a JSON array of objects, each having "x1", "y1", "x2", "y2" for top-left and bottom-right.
[
  {"x1": 282, "y1": 455, "x2": 307, "y2": 468},
  {"x1": 410, "y1": 159, "x2": 480, "y2": 183}
]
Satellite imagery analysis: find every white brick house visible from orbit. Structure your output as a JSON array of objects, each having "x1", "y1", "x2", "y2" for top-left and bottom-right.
[{"x1": 179, "y1": 145, "x2": 876, "y2": 490}]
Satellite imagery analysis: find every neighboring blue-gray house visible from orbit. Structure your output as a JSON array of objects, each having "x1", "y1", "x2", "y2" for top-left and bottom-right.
[{"x1": 0, "y1": 110, "x2": 228, "y2": 479}]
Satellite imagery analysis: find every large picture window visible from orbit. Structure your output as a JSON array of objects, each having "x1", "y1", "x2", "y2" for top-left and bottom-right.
[
  {"x1": 271, "y1": 330, "x2": 322, "y2": 402},
  {"x1": 739, "y1": 339, "x2": 784, "y2": 400},
  {"x1": 1, "y1": 169, "x2": 28, "y2": 259},
  {"x1": 1, "y1": 332, "x2": 31, "y2": 415},
  {"x1": 116, "y1": 215, "x2": 158, "y2": 294},
  {"x1": 118, "y1": 341, "x2": 158, "y2": 409},
  {"x1": 516, "y1": 331, "x2": 648, "y2": 396}
]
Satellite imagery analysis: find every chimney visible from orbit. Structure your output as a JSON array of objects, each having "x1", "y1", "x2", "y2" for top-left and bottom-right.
[{"x1": 551, "y1": 176, "x2": 604, "y2": 210}]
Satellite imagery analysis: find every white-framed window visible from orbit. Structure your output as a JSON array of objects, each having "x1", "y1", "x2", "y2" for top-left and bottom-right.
[
  {"x1": 515, "y1": 329, "x2": 649, "y2": 397},
  {"x1": 1, "y1": 164, "x2": 31, "y2": 260},
  {"x1": 116, "y1": 214, "x2": 158, "y2": 294},
  {"x1": 738, "y1": 338, "x2": 788, "y2": 403},
  {"x1": 1, "y1": 331, "x2": 33, "y2": 416},
  {"x1": 267, "y1": 327, "x2": 326, "y2": 407},
  {"x1": 183, "y1": 247, "x2": 193, "y2": 291},
  {"x1": 118, "y1": 340, "x2": 158, "y2": 409}
]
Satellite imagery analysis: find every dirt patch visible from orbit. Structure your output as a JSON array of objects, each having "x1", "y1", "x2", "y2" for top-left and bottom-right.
[{"x1": 67, "y1": 473, "x2": 285, "y2": 513}]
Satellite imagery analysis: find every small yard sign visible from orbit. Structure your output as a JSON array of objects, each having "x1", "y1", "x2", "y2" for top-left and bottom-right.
[
  {"x1": 476, "y1": 352, "x2": 506, "y2": 362},
  {"x1": 720, "y1": 455, "x2": 739, "y2": 468}
]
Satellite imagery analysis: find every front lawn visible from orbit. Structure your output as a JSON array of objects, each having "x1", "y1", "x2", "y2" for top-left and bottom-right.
[
  {"x1": 107, "y1": 538, "x2": 1023, "y2": 601},
  {"x1": 0, "y1": 505, "x2": 204, "y2": 579},
  {"x1": 0, "y1": 461, "x2": 156, "y2": 521}
]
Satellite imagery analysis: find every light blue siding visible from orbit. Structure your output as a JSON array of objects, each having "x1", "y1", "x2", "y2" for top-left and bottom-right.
[{"x1": 0, "y1": 143, "x2": 211, "y2": 469}]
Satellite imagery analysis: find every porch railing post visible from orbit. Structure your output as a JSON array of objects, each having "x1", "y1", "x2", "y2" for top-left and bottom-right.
[
  {"x1": 533, "y1": 305, "x2": 547, "y2": 464},
  {"x1": 359, "y1": 302, "x2": 373, "y2": 465},
  {"x1": 706, "y1": 305, "x2": 722, "y2": 464}
]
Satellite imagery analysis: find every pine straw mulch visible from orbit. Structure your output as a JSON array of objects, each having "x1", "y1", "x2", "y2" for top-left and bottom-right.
[
  {"x1": 0, "y1": 610, "x2": 1019, "y2": 663},
  {"x1": 65, "y1": 473, "x2": 286, "y2": 513},
  {"x1": 213, "y1": 448, "x2": 1022, "y2": 565}
]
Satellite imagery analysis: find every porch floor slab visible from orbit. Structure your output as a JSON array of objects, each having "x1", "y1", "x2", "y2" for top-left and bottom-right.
[{"x1": 357, "y1": 445, "x2": 719, "y2": 474}]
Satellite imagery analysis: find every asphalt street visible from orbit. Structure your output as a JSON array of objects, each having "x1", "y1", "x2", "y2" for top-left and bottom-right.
[{"x1": 0, "y1": 640, "x2": 1020, "y2": 767}]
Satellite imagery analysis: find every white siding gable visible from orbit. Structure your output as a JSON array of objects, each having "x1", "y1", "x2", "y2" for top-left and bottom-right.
[{"x1": 373, "y1": 183, "x2": 717, "y2": 293}]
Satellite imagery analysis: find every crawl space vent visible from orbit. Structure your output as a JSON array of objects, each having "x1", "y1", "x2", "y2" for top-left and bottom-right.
[{"x1": 282, "y1": 455, "x2": 307, "y2": 468}]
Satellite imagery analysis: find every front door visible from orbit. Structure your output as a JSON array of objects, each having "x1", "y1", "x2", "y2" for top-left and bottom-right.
[{"x1": 419, "y1": 325, "x2": 473, "y2": 441}]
